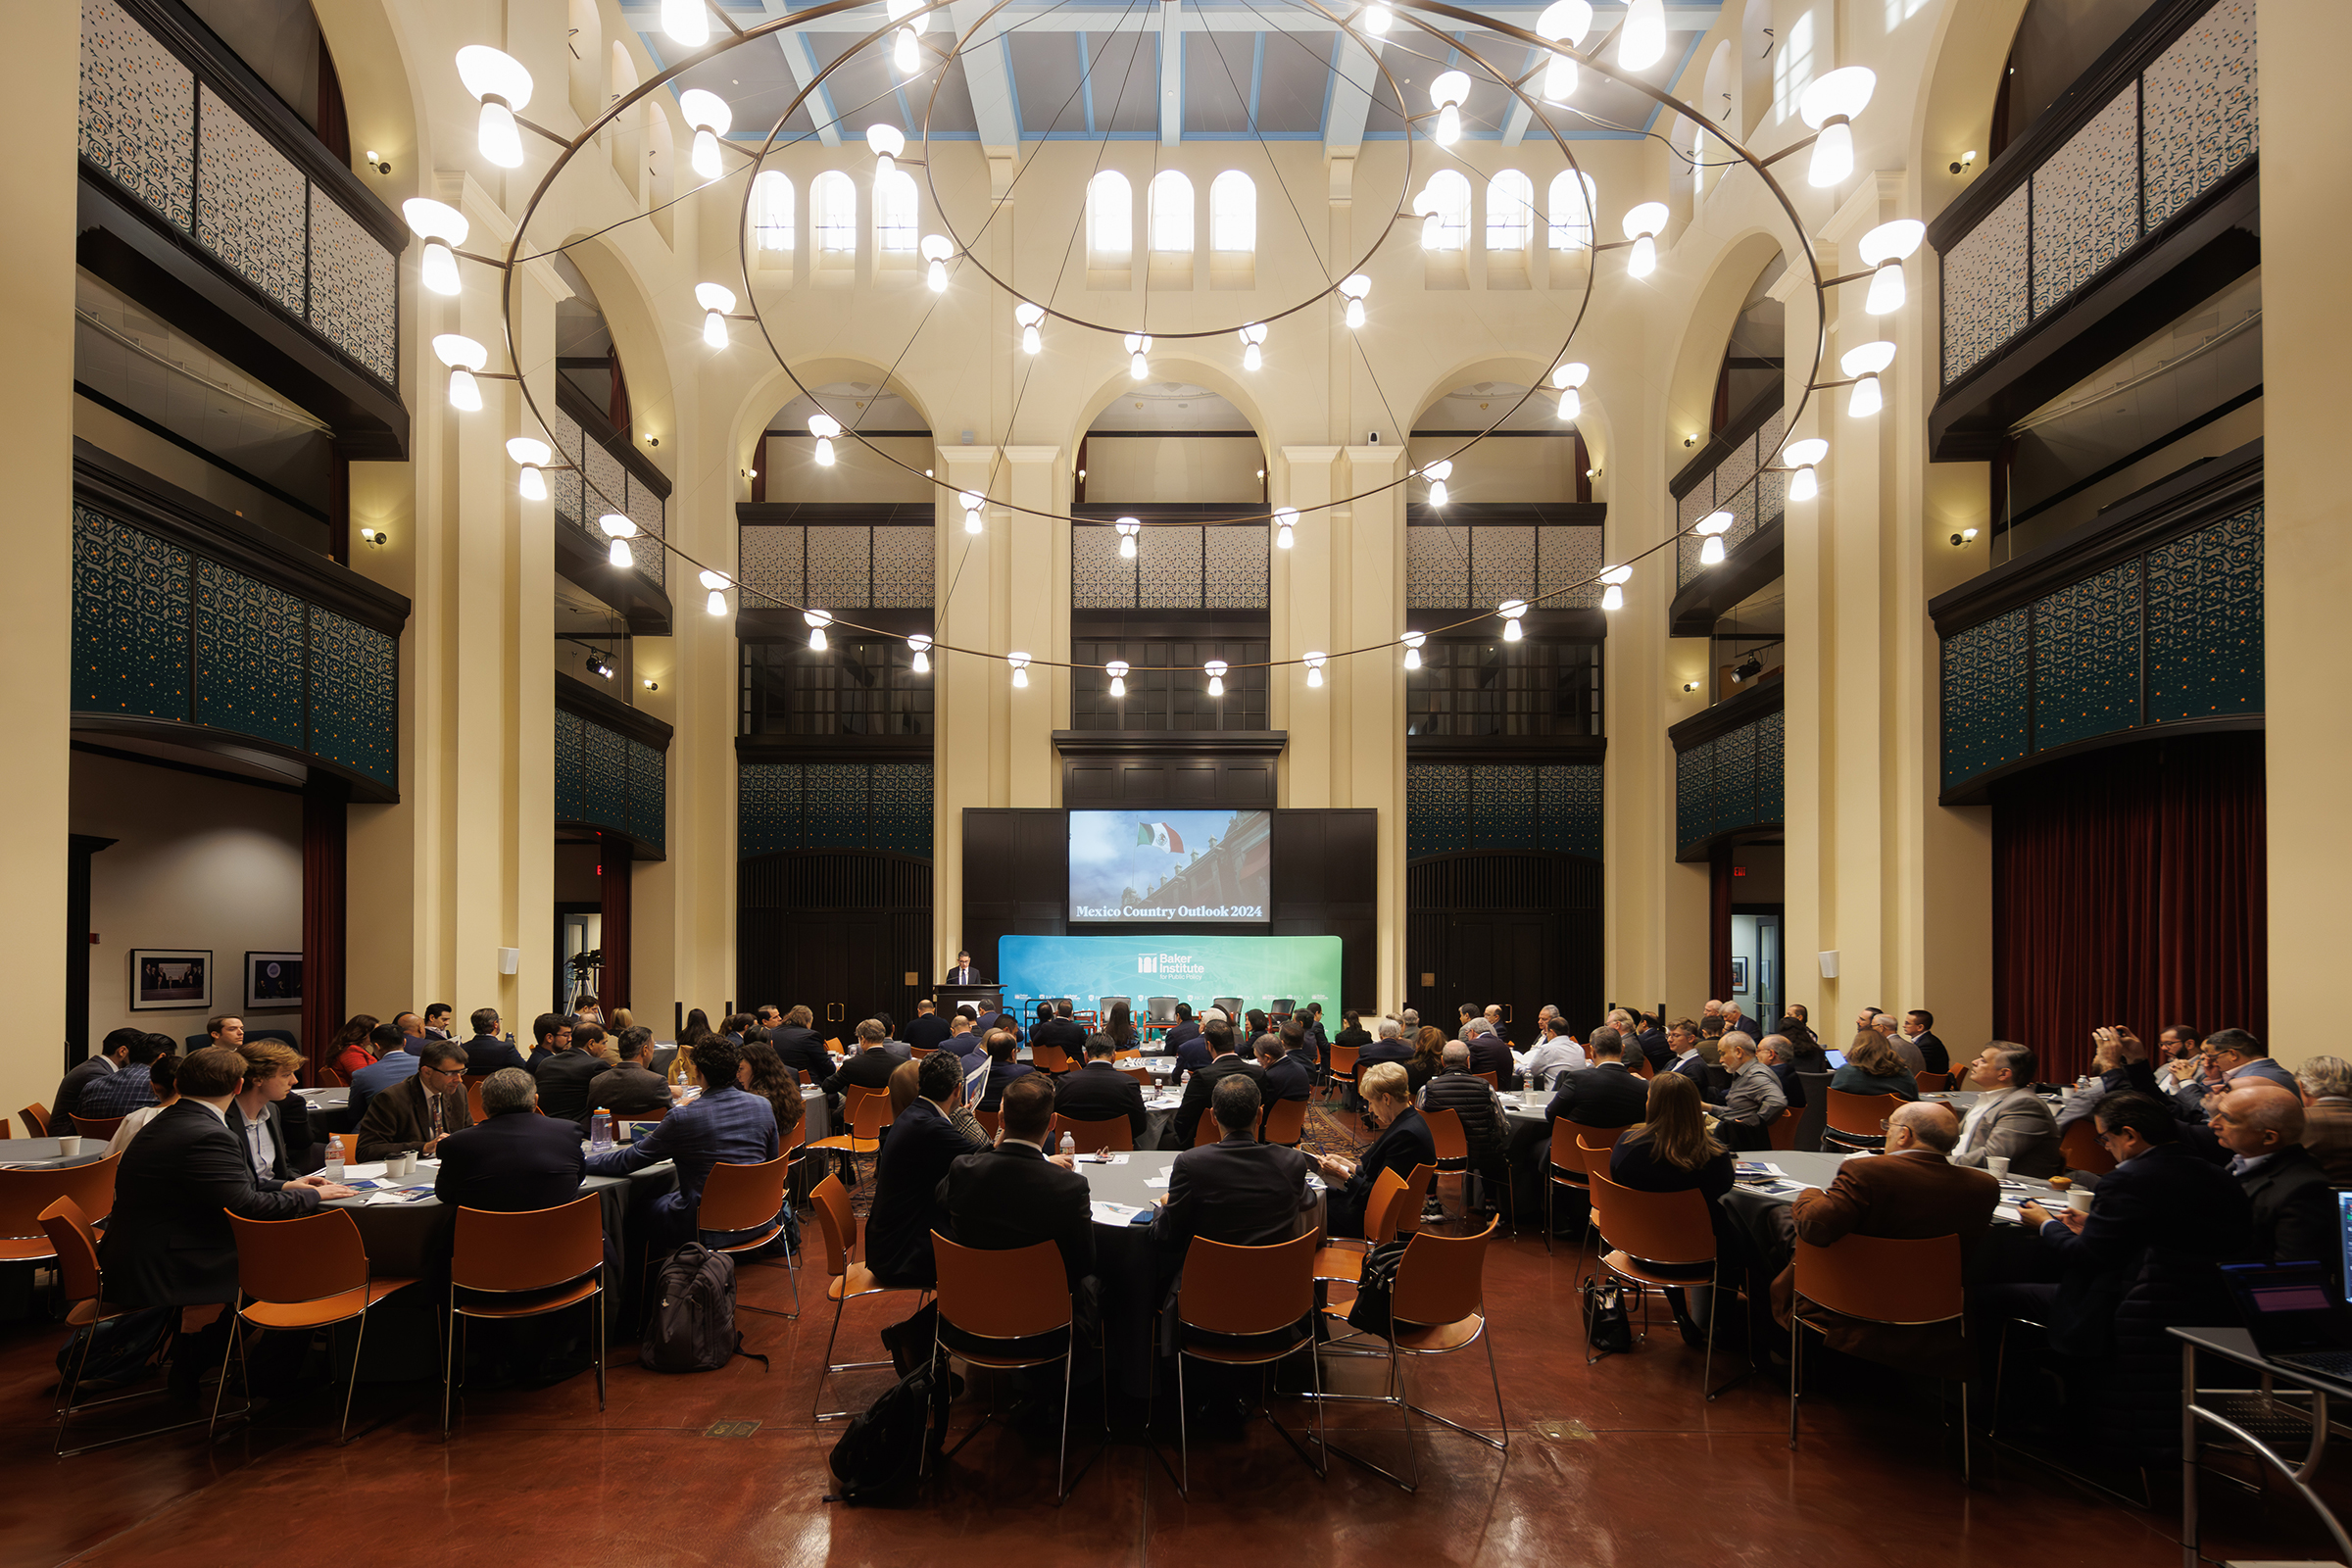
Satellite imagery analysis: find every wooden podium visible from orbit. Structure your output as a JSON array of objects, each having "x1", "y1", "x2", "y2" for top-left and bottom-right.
[{"x1": 937, "y1": 983, "x2": 1003, "y2": 1018}]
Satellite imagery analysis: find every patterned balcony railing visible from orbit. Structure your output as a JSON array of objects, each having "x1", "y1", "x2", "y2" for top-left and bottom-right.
[
  {"x1": 1933, "y1": 0, "x2": 2257, "y2": 393},
  {"x1": 1673, "y1": 390, "x2": 1786, "y2": 591},
  {"x1": 1072, "y1": 511, "x2": 1269, "y2": 612},
  {"x1": 1669, "y1": 678, "x2": 1784, "y2": 861},
  {"x1": 1931, "y1": 441, "x2": 2261, "y2": 804},
  {"x1": 1404, "y1": 505, "x2": 1606, "y2": 612},
  {"x1": 77, "y1": 0, "x2": 400, "y2": 392},
  {"x1": 553, "y1": 381, "x2": 668, "y2": 592},
  {"x1": 72, "y1": 445, "x2": 407, "y2": 801},
  {"x1": 739, "y1": 760, "x2": 935, "y2": 858},
  {"x1": 737, "y1": 506, "x2": 936, "y2": 611},
  {"x1": 555, "y1": 674, "x2": 668, "y2": 858},
  {"x1": 1406, "y1": 761, "x2": 1602, "y2": 861}
]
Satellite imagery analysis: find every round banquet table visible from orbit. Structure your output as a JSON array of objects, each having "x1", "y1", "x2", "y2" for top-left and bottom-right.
[
  {"x1": 1716, "y1": 1149, "x2": 2075, "y2": 1285},
  {"x1": 322, "y1": 1160, "x2": 678, "y2": 1283},
  {"x1": 0, "y1": 1137, "x2": 112, "y2": 1170}
]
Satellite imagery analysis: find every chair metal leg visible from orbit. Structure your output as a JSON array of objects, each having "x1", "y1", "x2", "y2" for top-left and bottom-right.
[
  {"x1": 1055, "y1": 1343, "x2": 1074, "y2": 1506},
  {"x1": 55, "y1": 1313, "x2": 97, "y2": 1455},
  {"x1": 1959, "y1": 1379, "x2": 1972, "y2": 1486},
  {"x1": 1175, "y1": 1347, "x2": 1191, "y2": 1496},
  {"x1": 443, "y1": 1292, "x2": 459, "y2": 1437},
  {"x1": 339, "y1": 1308, "x2": 368, "y2": 1446},
  {"x1": 1396, "y1": 1341, "x2": 1419, "y2": 1493},
  {"x1": 1788, "y1": 1313, "x2": 1802, "y2": 1449},
  {"x1": 812, "y1": 1295, "x2": 850, "y2": 1422},
  {"x1": 207, "y1": 1307, "x2": 249, "y2": 1439},
  {"x1": 593, "y1": 1282, "x2": 607, "y2": 1412}
]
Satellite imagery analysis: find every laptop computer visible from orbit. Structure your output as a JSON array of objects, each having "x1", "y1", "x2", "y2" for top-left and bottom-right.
[{"x1": 2219, "y1": 1251, "x2": 2352, "y2": 1382}]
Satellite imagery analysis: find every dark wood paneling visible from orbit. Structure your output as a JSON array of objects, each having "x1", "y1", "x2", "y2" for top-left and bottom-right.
[
  {"x1": 737, "y1": 852, "x2": 931, "y2": 1029},
  {"x1": 1407, "y1": 851, "x2": 1604, "y2": 1043},
  {"x1": 1053, "y1": 731, "x2": 1285, "y2": 808},
  {"x1": 555, "y1": 672, "x2": 672, "y2": 752}
]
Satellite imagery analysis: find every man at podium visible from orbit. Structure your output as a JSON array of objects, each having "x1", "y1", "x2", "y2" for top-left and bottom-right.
[{"x1": 944, "y1": 950, "x2": 984, "y2": 986}]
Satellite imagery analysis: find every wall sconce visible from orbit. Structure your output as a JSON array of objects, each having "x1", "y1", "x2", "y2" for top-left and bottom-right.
[
  {"x1": 1950, "y1": 527, "x2": 1980, "y2": 547},
  {"x1": 1682, "y1": 680, "x2": 1701, "y2": 693},
  {"x1": 363, "y1": 149, "x2": 392, "y2": 174},
  {"x1": 358, "y1": 526, "x2": 388, "y2": 548},
  {"x1": 1949, "y1": 149, "x2": 1978, "y2": 175},
  {"x1": 642, "y1": 679, "x2": 659, "y2": 692}
]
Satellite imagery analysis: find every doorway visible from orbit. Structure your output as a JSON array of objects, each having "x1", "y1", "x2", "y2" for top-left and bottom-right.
[
  {"x1": 1731, "y1": 906, "x2": 1782, "y2": 1027},
  {"x1": 557, "y1": 906, "x2": 601, "y2": 1015}
]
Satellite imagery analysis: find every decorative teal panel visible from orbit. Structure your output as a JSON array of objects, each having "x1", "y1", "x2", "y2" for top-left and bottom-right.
[
  {"x1": 1405, "y1": 763, "x2": 1469, "y2": 857},
  {"x1": 554, "y1": 710, "x2": 583, "y2": 822},
  {"x1": 1474, "y1": 766, "x2": 1537, "y2": 849},
  {"x1": 2146, "y1": 504, "x2": 2263, "y2": 723},
  {"x1": 2034, "y1": 563, "x2": 2141, "y2": 751},
  {"x1": 1409, "y1": 761, "x2": 1601, "y2": 859},
  {"x1": 73, "y1": 505, "x2": 188, "y2": 718},
  {"x1": 1940, "y1": 609, "x2": 2032, "y2": 791},
  {"x1": 1539, "y1": 763, "x2": 1603, "y2": 858},
  {"x1": 1676, "y1": 736, "x2": 1715, "y2": 848},
  {"x1": 1674, "y1": 710, "x2": 1784, "y2": 854},
  {"x1": 1754, "y1": 710, "x2": 1786, "y2": 827},
  {"x1": 580, "y1": 717, "x2": 628, "y2": 833},
  {"x1": 307, "y1": 608, "x2": 396, "y2": 791},
  {"x1": 625, "y1": 738, "x2": 665, "y2": 853},
  {"x1": 738, "y1": 760, "x2": 933, "y2": 858},
  {"x1": 193, "y1": 560, "x2": 302, "y2": 749}
]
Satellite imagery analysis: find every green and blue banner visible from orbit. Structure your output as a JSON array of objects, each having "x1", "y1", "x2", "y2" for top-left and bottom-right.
[{"x1": 998, "y1": 934, "x2": 1341, "y2": 1017}]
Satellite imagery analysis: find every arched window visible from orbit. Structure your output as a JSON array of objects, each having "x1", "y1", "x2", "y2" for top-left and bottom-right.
[
  {"x1": 1087, "y1": 172, "x2": 1132, "y2": 257},
  {"x1": 753, "y1": 171, "x2": 795, "y2": 251},
  {"x1": 1148, "y1": 171, "x2": 1194, "y2": 253},
  {"x1": 1210, "y1": 171, "x2": 1255, "y2": 252},
  {"x1": 812, "y1": 170, "x2": 857, "y2": 253},
  {"x1": 1422, "y1": 170, "x2": 1470, "y2": 252},
  {"x1": 1487, "y1": 170, "x2": 1534, "y2": 252},
  {"x1": 1547, "y1": 171, "x2": 1596, "y2": 251},
  {"x1": 875, "y1": 169, "x2": 918, "y2": 253},
  {"x1": 1773, "y1": 9, "x2": 1815, "y2": 123}
]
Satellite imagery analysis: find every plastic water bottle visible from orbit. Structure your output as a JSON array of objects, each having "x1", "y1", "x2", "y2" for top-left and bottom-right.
[
  {"x1": 1059, "y1": 1131, "x2": 1076, "y2": 1159},
  {"x1": 324, "y1": 1138, "x2": 344, "y2": 1183},
  {"x1": 590, "y1": 1111, "x2": 612, "y2": 1152}
]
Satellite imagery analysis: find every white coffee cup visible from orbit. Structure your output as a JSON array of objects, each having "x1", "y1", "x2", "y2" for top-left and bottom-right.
[
  {"x1": 2068, "y1": 1189, "x2": 2094, "y2": 1215},
  {"x1": 393, "y1": 1152, "x2": 416, "y2": 1178},
  {"x1": 55, "y1": 1135, "x2": 83, "y2": 1157},
  {"x1": 1986, "y1": 1155, "x2": 2011, "y2": 1178}
]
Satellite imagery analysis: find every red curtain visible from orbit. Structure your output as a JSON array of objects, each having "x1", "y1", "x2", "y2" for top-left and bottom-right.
[
  {"x1": 1992, "y1": 732, "x2": 2267, "y2": 1083},
  {"x1": 300, "y1": 779, "x2": 348, "y2": 1082},
  {"x1": 599, "y1": 833, "x2": 632, "y2": 1012}
]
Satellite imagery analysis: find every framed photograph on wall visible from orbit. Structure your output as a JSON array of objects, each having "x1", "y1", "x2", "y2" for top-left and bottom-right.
[
  {"x1": 245, "y1": 952, "x2": 303, "y2": 1012},
  {"x1": 1730, "y1": 956, "x2": 1749, "y2": 994},
  {"x1": 131, "y1": 950, "x2": 212, "y2": 1011}
]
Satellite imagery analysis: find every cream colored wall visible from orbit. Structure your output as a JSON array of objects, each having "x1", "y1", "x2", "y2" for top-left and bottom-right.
[
  {"x1": 72, "y1": 753, "x2": 306, "y2": 1049},
  {"x1": 1083, "y1": 437, "x2": 1264, "y2": 504},
  {"x1": 761, "y1": 434, "x2": 935, "y2": 502}
]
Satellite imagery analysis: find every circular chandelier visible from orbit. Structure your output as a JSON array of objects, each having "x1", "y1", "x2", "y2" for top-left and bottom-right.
[{"x1": 416, "y1": 0, "x2": 1922, "y2": 690}]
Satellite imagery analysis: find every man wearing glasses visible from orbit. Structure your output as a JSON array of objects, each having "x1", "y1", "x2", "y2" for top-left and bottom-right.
[
  {"x1": 1949, "y1": 1043, "x2": 2064, "y2": 1179},
  {"x1": 355, "y1": 1037, "x2": 474, "y2": 1161}
]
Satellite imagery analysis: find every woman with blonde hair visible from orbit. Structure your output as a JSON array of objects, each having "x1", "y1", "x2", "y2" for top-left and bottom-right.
[{"x1": 1314, "y1": 1059, "x2": 1436, "y2": 1238}]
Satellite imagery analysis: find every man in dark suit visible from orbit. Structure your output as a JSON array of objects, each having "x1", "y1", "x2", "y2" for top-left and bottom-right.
[
  {"x1": 825, "y1": 1019, "x2": 904, "y2": 1096},
  {"x1": 1031, "y1": 1002, "x2": 1090, "y2": 1062},
  {"x1": 1518, "y1": 1032, "x2": 1648, "y2": 1223},
  {"x1": 1164, "y1": 1004, "x2": 1200, "y2": 1059},
  {"x1": 585, "y1": 1026, "x2": 671, "y2": 1119},
  {"x1": 54, "y1": 1028, "x2": 137, "y2": 1135},
  {"x1": 1988, "y1": 1092, "x2": 2252, "y2": 1359},
  {"x1": 937, "y1": 1075, "x2": 1097, "y2": 1302},
  {"x1": 461, "y1": 1007, "x2": 529, "y2": 1075},
  {"x1": 1172, "y1": 1012, "x2": 1217, "y2": 1075},
  {"x1": 904, "y1": 1000, "x2": 952, "y2": 1054},
  {"x1": 100, "y1": 1047, "x2": 355, "y2": 1398},
  {"x1": 1466, "y1": 1022, "x2": 1519, "y2": 1089},
  {"x1": 977, "y1": 1030, "x2": 1031, "y2": 1111},
  {"x1": 865, "y1": 1052, "x2": 986, "y2": 1292},
  {"x1": 1901, "y1": 1010, "x2": 1949, "y2": 1076},
  {"x1": 586, "y1": 1037, "x2": 778, "y2": 1250},
  {"x1": 768, "y1": 1005, "x2": 833, "y2": 1084},
  {"x1": 945, "y1": 950, "x2": 983, "y2": 987},
  {"x1": 355, "y1": 1037, "x2": 473, "y2": 1159},
  {"x1": 1054, "y1": 1032, "x2": 1150, "y2": 1144},
  {"x1": 531, "y1": 1020, "x2": 609, "y2": 1126},
  {"x1": 1165, "y1": 1024, "x2": 1270, "y2": 1150},
  {"x1": 1357, "y1": 1019, "x2": 1414, "y2": 1069},
  {"x1": 1772, "y1": 1102, "x2": 1997, "y2": 1370},
  {"x1": 2211, "y1": 1084, "x2": 2339, "y2": 1279},
  {"x1": 435, "y1": 1067, "x2": 585, "y2": 1210},
  {"x1": 1757, "y1": 1035, "x2": 1807, "y2": 1108},
  {"x1": 1152, "y1": 1075, "x2": 1315, "y2": 1258},
  {"x1": 1634, "y1": 1014, "x2": 1672, "y2": 1075},
  {"x1": 1664, "y1": 1019, "x2": 1710, "y2": 1091},
  {"x1": 1255, "y1": 1032, "x2": 1312, "y2": 1111}
]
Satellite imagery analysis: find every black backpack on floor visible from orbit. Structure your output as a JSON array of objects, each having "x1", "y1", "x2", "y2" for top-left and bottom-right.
[
  {"x1": 639, "y1": 1244, "x2": 767, "y2": 1374},
  {"x1": 826, "y1": 1365, "x2": 936, "y2": 1506}
]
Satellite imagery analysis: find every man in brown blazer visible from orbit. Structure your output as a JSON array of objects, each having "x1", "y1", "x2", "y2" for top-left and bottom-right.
[
  {"x1": 1772, "y1": 1102, "x2": 1999, "y2": 1374},
  {"x1": 355, "y1": 1037, "x2": 473, "y2": 1161},
  {"x1": 2293, "y1": 1055, "x2": 2352, "y2": 1183}
]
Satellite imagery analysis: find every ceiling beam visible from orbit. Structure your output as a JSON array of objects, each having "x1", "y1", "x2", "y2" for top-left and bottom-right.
[
  {"x1": 1498, "y1": 46, "x2": 1539, "y2": 145},
  {"x1": 736, "y1": 0, "x2": 842, "y2": 145},
  {"x1": 948, "y1": 0, "x2": 1023, "y2": 148},
  {"x1": 1160, "y1": 0, "x2": 1182, "y2": 144},
  {"x1": 1324, "y1": 30, "x2": 1383, "y2": 156},
  {"x1": 622, "y1": 4, "x2": 1725, "y2": 36}
]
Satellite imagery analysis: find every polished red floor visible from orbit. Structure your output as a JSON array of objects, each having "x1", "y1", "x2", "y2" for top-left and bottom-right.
[{"x1": 2, "y1": 1214, "x2": 2343, "y2": 1566}]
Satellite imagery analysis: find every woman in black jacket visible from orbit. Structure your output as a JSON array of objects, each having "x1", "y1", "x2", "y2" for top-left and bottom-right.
[
  {"x1": 1606, "y1": 1073, "x2": 1736, "y2": 1341},
  {"x1": 1316, "y1": 1060, "x2": 1435, "y2": 1237}
]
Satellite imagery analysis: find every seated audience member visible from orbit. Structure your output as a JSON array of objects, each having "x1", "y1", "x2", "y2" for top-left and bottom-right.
[
  {"x1": 1172, "y1": 1011, "x2": 1217, "y2": 1076},
  {"x1": 1421, "y1": 1041, "x2": 1508, "y2": 1211},
  {"x1": 942, "y1": 1010, "x2": 986, "y2": 1073},
  {"x1": 1608, "y1": 1073, "x2": 1738, "y2": 1341},
  {"x1": 532, "y1": 1020, "x2": 609, "y2": 1126},
  {"x1": 1985, "y1": 1092, "x2": 2250, "y2": 1362},
  {"x1": 738, "y1": 1039, "x2": 809, "y2": 1148},
  {"x1": 587, "y1": 1037, "x2": 777, "y2": 1250},
  {"x1": 1331, "y1": 1008, "x2": 1369, "y2": 1059},
  {"x1": 2209, "y1": 1083, "x2": 2337, "y2": 1274},
  {"x1": 462, "y1": 1007, "x2": 529, "y2": 1075},
  {"x1": 1054, "y1": 1032, "x2": 1151, "y2": 1143},
  {"x1": 2293, "y1": 1054, "x2": 2352, "y2": 1183},
  {"x1": 571, "y1": 995, "x2": 603, "y2": 1028},
  {"x1": 937, "y1": 1075, "x2": 1098, "y2": 1317},
  {"x1": 433, "y1": 1068, "x2": 585, "y2": 1216},
  {"x1": 100, "y1": 1047, "x2": 355, "y2": 1398},
  {"x1": 1773, "y1": 1102, "x2": 1996, "y2": 1371},
  {"x1": 1830, "y1": 1031, "x2": 1921, "y2": 1103},
  {"x1": 667, "y1": 1009, "x2": 716, "y2": 1087},
  {"x1": 2178, "y1": 1027, "x2": 2296, "y2": 1116},
  {"x1": 1032, "y1": 1002, "x2": 1090, "y2": 1061},
  {"x1": 586, "y1": 1026, "x2": 673, "y2": 1120},
  {"x1": 1165, "y1": 1023, "x2": 1270, "y2": 1151},
  {"x1": 1315, "y1": 1061, "x2": 1436, "y2": 1239},
  {"x1": 524, "y1": 1011, "x2": 575, "y2": 1072},
  {"x1": 2155, "y1": 1024, "x2": 2206, "y2": 1107},
  {"x1": 105, "y1": 1054, "x2": 181, "y2": 1156},
  {"x1": 1663, "y1": 1019, "x2": 1710, "y2": 1090},
  {"x1": 231, "y1": 1039, "x2": 318, "y2": 1181},
  {"x1": 327, "y1": 1014, "x2": 382, "y2": 1082},
  {"x1": 1774, "y1": 1005, "x2": 1824, "y2": 1071},
  {"x1": 1256, "y1": 1031, "x2": 1312, "y2": 1114},
  {"x1": 2056, "y1": 1027, "x2": 2163, "y2": 1129},
  {"x1": 720, "y1": 1011, "x2": 758, "y2": 1047},
  {"x1": 1152, "y1": 1075, "x2": 1316, "y2": 1256},
  {"x1": 1357, "y1": 1016, "x2": 1414, "y2": 1069},
  {"x1": 1901, "y1": 1010, "x2": 1949, "y2": 1076},
  {"x1": 78, "y1": 1032, "x2": 173, "y2": 1120},
  {"x1": 903, "y1": 998, "x2": 952, "y2": 1054},
  {"x1": 1465, "y1": 1019, "x2": 1519, "y2": 1089},
  {"x1": 1705, "y1": 1032, "x2": 1788, "y2": 1151},
  {"x1": 421, "y1": 1004, "x2": 455, "y2": 1040},
  {"x1": 1949, "y1": 1044, "x2": 2063, "y2": 1178},
  {"x1": 1245, "y1": 1009, "x2": 1270, "y2": 1045},
  {"x1": 348, "y1": 1021, "x2": 424, "y2": 1121},
  {"x1": 55, "y1": 1029, "x2": 137, "y2": 1136},
  {"x1": 977, "y1": 1030, "x2": 1031, "y2": 1112},
  {"x1": 766, "y1": 1005, "x2": 832, "y2": 1084},
  {"x1": 1407, "y1": 1027, "x2": 1447, "y2": 1097},
  {"x1": 1166, "y1": 1004, "x2": 1203, "y2": 1060},
  {"x1": 1521, "y1": 1016, "x2": 1588, "y2": 1091},
  {"x1": 825, "y1": 1019, "x2": 903, "y2": 1096},
  {"x1": 355, "y1": 1037, "x2": 473, "y2": 1161},
  {"x1": 1871, "y1": 1012, "x2": 1926, "y2": 1078},
  {"x1": 1516, "y1": 1028, "x2": 1651, "y2": 1227},
  {"x1": 1756, "y1": 1035, "x2": 1807, "y2": 1110},
  {"x1": 865, "y1": 1053, "x2": 982, "y2": 1294}
]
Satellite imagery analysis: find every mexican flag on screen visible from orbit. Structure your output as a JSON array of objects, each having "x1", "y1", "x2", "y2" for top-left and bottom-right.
[{"x1": 1136, "y1": 820, "x2": 1186, "y2": 854}]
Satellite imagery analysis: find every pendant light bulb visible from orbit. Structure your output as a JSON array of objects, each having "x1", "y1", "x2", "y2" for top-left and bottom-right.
[
  {"x1": 927, "y1": 259, "x2": 948, "y2": 292},
  {"x1": 908, "y1": 633, "x2": 932, "y2": 674},
  {"x1": 1105, "y1": 660, "x2": 1129, "y2": 699},
  {"x1": 1699, "y1": 535, "x2": 1727, "y2": 565},
  {"x1": 1015, "y1": 302, "x2": 1045, "y2": 356},
  {"x1": 446, "y1": 368, "x2": 479, "y2": 411},
  {"x1": 1499, "y1": 600, "x2": 1527, "y2": 640},
  {"x1": 806, "y1": 610, "x2": 831, "y2": 651},
  {"x1": 703, "y1": 311, "x2": 728, "y2": 349},
  {"x1": 1544, "y1": 56, "x2": 1578, "y2": 103},
  {"x1": 808, "y1": 412, "x2": 842, "y2": 466},
  {"x1": 705, "y1": 588, "x2": 726, "y2": 615},
  {"x1": 1273, "y1": 508, "x2": 1298, "y2": 552},
  {"x1": 1629, "y1": 234, "x2": 1656, "y2": 277},
  {"x1": 1848, "y1": 375, "x2": 1883, "y2": 418},
  {"x1": 1205, "y1": 660, "x2": 1228, "y2": 699},
  {"x1": 1619, "y1": 0, "x2": 1666, "y2": 70},
  {"x1": 1304, "y1": 652, "x2": 1326, "y2": 688},
  {"x1": 1021, "y1": 324, "x2": 1041, "y2": 355},
  {"x1": 1809, "y1": 122, "x2": 1854, "y2": 188},
  {"x1": 455, "y1": 47, "x2": 532, "y2": 168},
  {"x1": 961, "y1": 490, "x2": 986, "y2": 535},
  {"x1": 1364, "y1": 3, "x2": 1392, "y2": 33},
  {"x1": 1790, "y1": 465, "x2": 1819, "y2": 502},
  {"x1": 1436, "y1": 104, "x2": 1462, "y2": 145},
  {"x1": 690, "y1": 127, "x2": 722, "y2": 179},
  {"x1": 1115, "y1": 517, "x2": 1140, "y2": 559},
  {"x1": 1866, "y1": 261, "x2": 1906, "y2": 315},
  {"x1": 1799, "y1": 68, "x2": 1877, "y2": 188},
  {"x1": 608, "y1": 537, "x2": 632, "y2": 568},
  {"x1": 421, "y1": 241, "x2": 461, "y2": 297},
  {"x1": 661, "y1": 0, "x2": 710, "y2": 47},
  {"x1": 518, "y1": 466, "x2": 547, "y2": 501},
  {"x1": 1598, "y1": 564, "x2": 1633, "y2": 612},
  {"x1": 1008, "y1": 652, "x2": 1031, "y2": 689},
  {"x1": 475, "y1": 100, "x2": 522, "y2": 168},
  {"x1": 894, "y1": 25, "x2": 920, "y2": 74}
]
